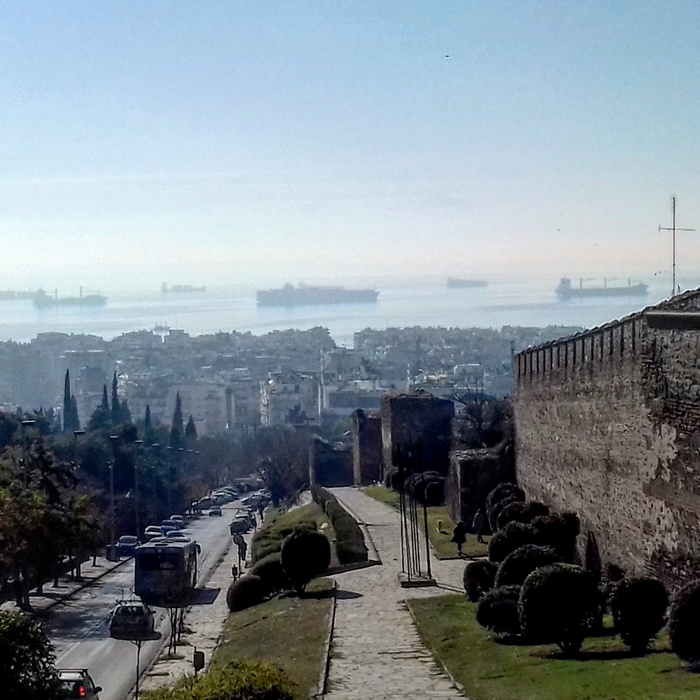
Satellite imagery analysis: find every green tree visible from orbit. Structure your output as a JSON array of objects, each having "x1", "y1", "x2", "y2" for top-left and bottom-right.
[
  {"x1": 62, "y1": 369, "x2": 72, "y2": 433},
  {"x1": 0, "y1": 611, "x2": 58, "y2": 699},
  {"x1": 111, "y1": 372, "x2": 121, "y2": 426},
  {"x1": 169, "y1": 392, "x2": 184, "y2": 449}
]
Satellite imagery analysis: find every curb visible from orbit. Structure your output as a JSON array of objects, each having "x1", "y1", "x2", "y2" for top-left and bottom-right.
[
  {"x1": 312, "y1": 578, "x2": 337, "y2": 699},
  {"x1": 40, "y1": 557, "x2": 131, "y2": 613},
  {"x1": 404, "y1": 599, "x2": 469, "y2": 699}
]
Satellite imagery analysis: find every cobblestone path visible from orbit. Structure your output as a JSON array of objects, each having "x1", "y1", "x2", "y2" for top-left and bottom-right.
[{"x1": 322, "y1": 487, "x2": 468, "y2": 700}]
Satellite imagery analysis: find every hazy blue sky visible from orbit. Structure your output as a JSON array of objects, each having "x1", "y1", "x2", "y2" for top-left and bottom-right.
[{"x1": 2, "y1": 1, "x2": 700, "y2": 291}]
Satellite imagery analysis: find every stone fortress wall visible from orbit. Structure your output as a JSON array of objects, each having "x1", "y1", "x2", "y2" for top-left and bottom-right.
[{"x1": 513, "y1": 289, "x2": 700, "y2": 587}]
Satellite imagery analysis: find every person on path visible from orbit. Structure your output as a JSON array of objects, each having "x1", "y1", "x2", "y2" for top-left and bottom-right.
[
  {"x1": 472, "y1": 508, "x2": 486, "y2": 543},
  {"x1": 450, "y1": 520, "x2": 467, "y2": 556}
]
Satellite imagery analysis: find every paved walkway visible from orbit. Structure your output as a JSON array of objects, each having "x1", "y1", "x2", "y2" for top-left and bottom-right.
[{"x1": 323, "y1": 487, "x2": 467, "y2": 700}]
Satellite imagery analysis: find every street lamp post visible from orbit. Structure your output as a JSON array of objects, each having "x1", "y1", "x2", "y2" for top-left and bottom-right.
[
  {"x1": 134, "y1": 439, "x2": 143, "y2": 540},
  {"x1": 108, "y1": 435, "x2": 120, "y2": 561}
]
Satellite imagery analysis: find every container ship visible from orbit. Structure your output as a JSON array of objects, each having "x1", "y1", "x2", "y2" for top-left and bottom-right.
[
  {"x1": 33, "y1": 288, "x2": 107, "y2": 308},
  {"x1": 161, "y1": 283, "x2": 206, "y2": 293},
  {"x1": 446, "y1": 278, "x2": 488, "y2": 288},
  {"x1": 555, "y1": 277, "x2": 648, "y2": 299},
  {"x1": 256, "y1": 283, "x2": 379, "y2": 307}
]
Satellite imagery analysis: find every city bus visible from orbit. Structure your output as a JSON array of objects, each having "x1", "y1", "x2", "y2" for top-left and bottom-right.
[{"x1": 134, "y1": 538, "x2": 199, "y2": 607}]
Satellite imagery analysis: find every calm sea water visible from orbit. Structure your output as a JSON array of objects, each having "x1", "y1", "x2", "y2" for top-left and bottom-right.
[{"x1": 0, "y1": 275, "x2": 687, "y2": 348}]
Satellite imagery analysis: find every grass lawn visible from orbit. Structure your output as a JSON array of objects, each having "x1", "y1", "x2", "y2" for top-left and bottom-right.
[
  {"x1": 408, "y1": 594, "x2": 699, "y2": 700},
  {"x1": 216, "y1": 578, "x2": 334, "y2": 700},
  {"x1": 363, "y1": 486, "x2": 489, "y2": 559}
]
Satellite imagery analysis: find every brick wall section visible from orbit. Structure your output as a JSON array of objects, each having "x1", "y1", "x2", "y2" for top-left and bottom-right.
[
  {"x1": 309, "y1": 437, "x2": 354, "y2": 488},
  {"x1": 514, "y1": 290, "x2": 700, "y2": 588},
  {"x1": 447, "y1": 444, "x2": 515, "y2": 531},
  {"x1": 380, "y1": 392, "x2": 454, "y2": 481},
  {"x1": 351, "y1": 409, "x2": 383, "y2": 485}
]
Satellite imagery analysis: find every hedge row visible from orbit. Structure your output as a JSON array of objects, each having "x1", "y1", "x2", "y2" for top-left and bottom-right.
[
  {"x1": 311, "y1": 486, "x2": 368, "y2": 566},
  {"x1": 142, "y1": 658, "x2": 295, "y2": 700}
]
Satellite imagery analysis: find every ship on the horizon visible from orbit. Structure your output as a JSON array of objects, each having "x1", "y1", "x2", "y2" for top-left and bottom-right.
[
  {"x1": 33, "y1": 288, "x2": 107, "y2": 308},
  {"x1": 161, "y1": 283, "x2": 206, "y2": 293},
  {"x1": 555, "y1": 277, "x2": 648, "y2": 299},
  {"x1": 256, "y1": 283, "x2": 379, "y2": 307},
  {"x1": 446, "y1": 277, "x2": 488, "y2": 288}
]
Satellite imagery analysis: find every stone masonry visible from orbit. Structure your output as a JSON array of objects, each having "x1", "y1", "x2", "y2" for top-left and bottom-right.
[{"x1": 514, "y1": 289, "x2": 700, "y2": 588}]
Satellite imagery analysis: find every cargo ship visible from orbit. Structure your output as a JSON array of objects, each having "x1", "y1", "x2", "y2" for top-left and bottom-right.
[
  {"x1": 446, "y1": 278, "x2": 488, "y2": 288},
  {"x1": 555, "y1": 277, "x2": 648, "y2": 299},
  {"x1": 256, "y1": 283, "x2": 379, "y2": 307},
  {"x1": 33, "y1": 288, "x2": 107, "y2": 308},
  {"x1": 161, "y1": 283, "x2": 206, "y2": 293}
]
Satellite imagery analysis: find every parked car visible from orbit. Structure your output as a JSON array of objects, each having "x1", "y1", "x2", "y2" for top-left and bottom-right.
[
  {"x1": 197, "y1": 496, "x2": 213, "y2": 510},
  {"x1": 160, "y1": 519, "x2": 178, "y2": 533},
  {"x1": 209, "y1": 505, "x2": 222, "y2": 517},
  {"x1": 116, "y1": 535, "x2": 139, "y2": 557},
  {"x1": 170, "y1": 515, "x2": 185, "y2": 528},
  {"x1": 143, "y1": 525, "x2": 163, "y2": 541},
  {"x1": 108, "y1": 598, "x2": 155, "y2": 639},
  {"x1": 165, "y1": 530, "x2": 190, "y2": 541},
  {"x1": 57, "y1": 669, "x2": 102, "y2": 699},
  {"x1": 229, "y1": 518, "x2": 248, "y2": 534}
]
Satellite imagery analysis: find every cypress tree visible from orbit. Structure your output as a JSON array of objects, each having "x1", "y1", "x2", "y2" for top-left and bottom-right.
[
  {"x1": 185, "y1": 415, "x2": 197, "y2": 443},
  {"x1": 111, "y1": 372, "x2": 120, "y2": 426},
  {"x1": 70, "y1": 395, "x2": 80, "y2": 431},
  {"x1": 169, "y1": 392, "x2": 184, "y2": 449},
  {"x1": 101, "y1": 385, "x2": 109, "y2": 412},
  {"x1": 63, "y1": 370, "x2": 72, "y2": 432}
]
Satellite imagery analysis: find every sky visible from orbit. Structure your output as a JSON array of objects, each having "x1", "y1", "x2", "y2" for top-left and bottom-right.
[{"x1": 2, "y1": 1, "x2": 700, "y2": 291}]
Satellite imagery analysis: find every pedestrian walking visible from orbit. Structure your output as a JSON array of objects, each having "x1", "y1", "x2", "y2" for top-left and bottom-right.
[
  {"x1": 450, "y1": 520, "x2": 467, "y2": 556},
  {"x1": 472, "y1": 508, "x2": 486, "y2": 543}
]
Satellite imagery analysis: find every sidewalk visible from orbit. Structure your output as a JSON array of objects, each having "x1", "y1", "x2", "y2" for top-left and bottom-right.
[
  {"x1": 0, "y1": 556, "x2": 129, "y2": 617},
  {"x1": 323, "y1": 487, "x2": 467, "y2": 700}
]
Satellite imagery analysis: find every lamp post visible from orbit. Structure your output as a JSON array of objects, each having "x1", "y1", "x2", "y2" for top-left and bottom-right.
[
  {"x1": 20, "y1": 418, "x2": 36, "y2": 487},
  {"x1": 134, "y1": 439, "x2": 143, "y2": 540},
  {"x1": 108, "y1": 435, "x2": 120, "y2": 561},
  {"x1": 72, "y1": 429, "x2": 85, "y2": 470}
]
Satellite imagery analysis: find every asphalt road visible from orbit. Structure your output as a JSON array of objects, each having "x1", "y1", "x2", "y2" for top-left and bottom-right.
[{"x1": 44, "y1": 501, "x2": 243, "y2": 700}]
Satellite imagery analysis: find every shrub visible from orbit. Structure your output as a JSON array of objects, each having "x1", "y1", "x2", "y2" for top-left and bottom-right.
[
  {"x1": 519, "y1": 563, "x2": 599, "y2": 656},
  {"x1": 495, "y1": 501, "x2": 528, "y2": 530},
  {"x1": 463, "y1": 559, "x2": 497, "y2": 602},
  {"x1": 141, "y1": 658, "x2": 295, "y2": 700},
  {"x1": 248, "y1": 553, "x2": 290, "y2": 595},
  {"x1": 669, "y1": 579, "x2": 700, "y2": 663},
  {"x1": 486, "y1": 483, "x2": 524, "y2": 529},
  {"x1": 531, "y1": 512, "x2": 580, "y2": 561},
  {"x1": 476, "y1": 585, "x2": 522, "y2": 636},
  {"x1": 495, "y1": 544, "x2": 560, "y2": 588},
  {"x1": 280, "y1": 529, "x2": 331, "y2": 594},
  {"x1": 324, "y1": 498, "x2": 368, "y2": 566},
  {"x1": 226, "y1": 574, "x2": 266, "y2": 612},
  {"x1": 250, "y1": 519, "x2": 317, "y2": 564},
  {"x1": 488, "y1": 521, "x2": 538, "y2": 563},
  {"x1": 610, "y1": 577, "x2": 668, "y2": 655}
]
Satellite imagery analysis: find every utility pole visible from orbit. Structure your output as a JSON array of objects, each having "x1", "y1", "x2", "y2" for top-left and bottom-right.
[{"x1": 659, "y1": 196, "x2": 695, "y2": 296}]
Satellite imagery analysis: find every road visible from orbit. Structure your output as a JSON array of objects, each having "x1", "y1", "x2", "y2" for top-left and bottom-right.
[{"x1": 43, "y1": 502, "x2": 243, "y2": 700}]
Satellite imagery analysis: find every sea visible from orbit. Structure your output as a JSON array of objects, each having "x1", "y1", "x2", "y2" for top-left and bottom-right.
[{"x1": 0, "y1": 274, "x2": 691, "y2": 348}]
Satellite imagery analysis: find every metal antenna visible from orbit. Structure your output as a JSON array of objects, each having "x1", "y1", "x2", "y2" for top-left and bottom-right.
[{"x1": 659, "y1": 196, "x2": 695, "y2": 296}]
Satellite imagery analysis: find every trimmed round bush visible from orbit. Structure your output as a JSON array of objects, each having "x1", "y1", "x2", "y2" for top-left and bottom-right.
[
  {"x1": 486, "y1": 482, "x2": 524, "y2": 514},
  {"x1": 249, "y1": 553, "x2": 290, "y2": 594},
  {"x1": 463, "y1": 559, "x2": 497, "y2": 602},
  {"x1": 227, "y1": 574, "x2": 266, "y2": 612},
  {"x1": 489, "y1": 493, "x2": 525, "y2": 532},
  {"x1": 495, "y1": 501, "x2": 528, "y2": 530},
  {"x1": 495, "y1": 544, "x2": 560, "y2": 588},
  {"x1": 669, "y1": 579, "x2": 700, "y2": 663},
  {"x1": 488, "y1": 521, "x2": 538, "y2": 563},
  {"x1": 519, "y1": 563, "x2": 599, "y2": 656},
  {"x1": 476, "y1": 585, "x2": 522, "y2": 636},
  {"x1": 280, "y1": 529, "x2": 331, "y2": 594},
  {"x1": 610, "y1": 577, "x2": 668, "y2": 655},
  {"x1": 142, "y1": 659, "x2": 296, "y2": 700},
  {"x1": 531, "y1": 512, "x2": 580, "y2": 561}
]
